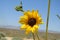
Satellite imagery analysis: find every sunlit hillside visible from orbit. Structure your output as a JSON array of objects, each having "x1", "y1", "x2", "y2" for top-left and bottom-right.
[{"x1": 0, "y1": 28, "x2": 60, "y2": 40}]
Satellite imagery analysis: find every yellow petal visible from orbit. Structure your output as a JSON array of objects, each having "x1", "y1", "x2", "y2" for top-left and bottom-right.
[
  {"x1": 40, "y1": 21, "x2": 44, "y2": 24},
  {"x1": 31, "y1": 25, "x2": 38, "y2": 33},
  {"x1": 20, "y1": 24, "x2": 28, "y2": 29},
  {"x1": 36, "y1": 16, "x2": 43, "y2": 24},
  {"x1": 19, "y1": 15, "x2": 28, "y2": 24},
  {"x1": 25, "y1": 26, "x2": 32, "y2": 34},
  {"x1": 32, "y1": 10, "x2": 38, "y2": 18},
  {"x1": 31, "y1": 27, "x2": 36, "y2": 33},
  {"x1": 33, "y1": 25, "x2": 39, "y2": 29},
  {"x1": 24, "y1": 10, "x2": 32, "y2": 18}
]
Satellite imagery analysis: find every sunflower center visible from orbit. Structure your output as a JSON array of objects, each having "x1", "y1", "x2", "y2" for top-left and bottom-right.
[{"x1": 28, "y1": 18, "x2": 36, "y2": 27}]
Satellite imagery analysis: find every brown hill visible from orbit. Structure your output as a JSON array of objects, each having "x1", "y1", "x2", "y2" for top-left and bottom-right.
[{"x1": 0, "y1": 28, "x2": 60, "y2": 40}]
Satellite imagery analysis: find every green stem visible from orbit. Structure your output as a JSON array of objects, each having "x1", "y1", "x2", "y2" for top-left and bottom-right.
[
  {"x1": 36, "y1": 31, "x2": 40, "y2": 40},
  {"x1": 46, "y1": 0, "x2": 50, "y2": 40},
  {"x1": 32, "y1": 33, "x2": 35, "y2": 40}
]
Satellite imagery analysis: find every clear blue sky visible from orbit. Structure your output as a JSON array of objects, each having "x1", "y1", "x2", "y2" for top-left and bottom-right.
[{"x1": 0, "y1": 0, "x2": 60, "y2": 32}]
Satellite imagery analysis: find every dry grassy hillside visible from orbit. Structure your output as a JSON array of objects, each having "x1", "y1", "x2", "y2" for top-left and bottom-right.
[{"x1": 0, "y1": 28, "x2": 60, "y2": 40}]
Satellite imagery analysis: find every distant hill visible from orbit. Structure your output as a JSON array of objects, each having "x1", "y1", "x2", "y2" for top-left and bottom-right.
[
  {"x1": 0, "y1": 28, "x2": 60, "y2": 40},
  {"x1": 0, "y1": 25, "x2": 20, "y2": 29}
]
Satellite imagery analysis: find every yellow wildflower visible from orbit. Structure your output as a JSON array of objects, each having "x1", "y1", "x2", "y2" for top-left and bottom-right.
[{"x1": 19, "y1": 10, "x2": 43, "y2": 34}]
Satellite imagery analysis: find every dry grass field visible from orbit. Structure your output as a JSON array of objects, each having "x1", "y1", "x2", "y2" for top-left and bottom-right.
[{"x1": 0, "y1": 28, "x2": 60, "y2": 40}]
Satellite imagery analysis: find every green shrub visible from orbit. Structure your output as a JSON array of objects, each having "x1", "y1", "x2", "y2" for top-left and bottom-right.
[
  {"x1": 12, "y1": 37, "x2": 22, "y2": 40},
  {"x1": 0, "y1": 37, "x2": 7, "y2": 40},
  {"x1": 0, "y1": 32, "x2": 6, "y2": 39}
]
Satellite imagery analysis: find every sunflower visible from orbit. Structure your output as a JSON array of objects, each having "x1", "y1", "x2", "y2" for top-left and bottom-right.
[{"x1": 19, "y1": 10, "x2": 43, "y2": 34}]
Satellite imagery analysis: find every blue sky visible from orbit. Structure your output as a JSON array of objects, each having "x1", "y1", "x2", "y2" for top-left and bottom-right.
[{"x1": 0, "y1": 0, "x2": 60, "y2": 32}]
